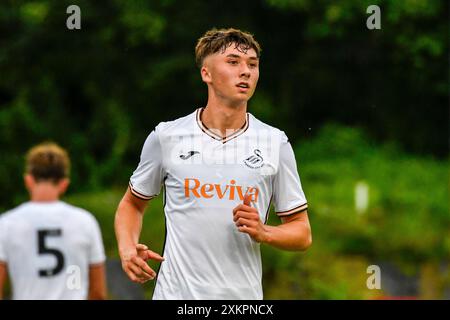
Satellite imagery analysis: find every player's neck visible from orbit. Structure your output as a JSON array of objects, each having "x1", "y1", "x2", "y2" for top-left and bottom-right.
[
  {"x1": 202, "y1": 100, "x2": 247, "y2": 137},
  {"x1": 29, "y1": 183, "x2": 61, "y2": 202}
]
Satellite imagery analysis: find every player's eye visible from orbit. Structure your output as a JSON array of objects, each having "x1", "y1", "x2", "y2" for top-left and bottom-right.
[{"x1": 228, "y1": 60, "x2": 238, "y2": 65}]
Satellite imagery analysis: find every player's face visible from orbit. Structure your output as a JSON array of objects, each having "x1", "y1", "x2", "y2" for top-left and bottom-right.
[{"x1": 202, "y1": 44, "x2": 259, "y2": 105}]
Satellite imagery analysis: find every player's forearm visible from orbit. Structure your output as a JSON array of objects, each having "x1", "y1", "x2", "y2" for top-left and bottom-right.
[
  {"x1": 88, "y1": 264, "x2": 107, "y2": 300},
  {"x1": 88, "y1": 289, "x2": 106, "y2": 300},
  {"x1": 114, "y1": 198, "x2": 144, "y2": 256},
  {"x1": 263, "y1": 220, "x2": 312, "y2": 251},
  {"x1": 0, "y1": 263, "x2": 6, "y2": 300}
]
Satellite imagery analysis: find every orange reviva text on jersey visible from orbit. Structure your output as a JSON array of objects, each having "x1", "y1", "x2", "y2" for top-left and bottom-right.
[{"x1": 184, "y1": 178, "x2": 259, "y2": 201}]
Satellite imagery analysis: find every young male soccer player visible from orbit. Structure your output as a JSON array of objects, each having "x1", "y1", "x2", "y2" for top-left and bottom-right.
[
  {"x1": 115, "y1": 28, "x2": 312, "y2": 299},
  {"x1": 0, "y1": 143, "x2": 107, "y2": 300}
]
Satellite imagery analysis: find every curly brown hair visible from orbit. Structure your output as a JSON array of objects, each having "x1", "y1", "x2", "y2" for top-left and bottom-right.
[
  {"x1": 195, "y1": 28, "x2": 261, "y2": 68},
  {"x1": 25, "y1": 142, "x2": 70, "y2": 183}
]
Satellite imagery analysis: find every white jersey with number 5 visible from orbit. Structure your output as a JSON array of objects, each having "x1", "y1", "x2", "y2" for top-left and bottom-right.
[
  {"x1": 129, "y1": 108, "x2": 308, "y2": 300},
  {"x1": 0, "y1": 201, "x2": 105, "y2": 300}
]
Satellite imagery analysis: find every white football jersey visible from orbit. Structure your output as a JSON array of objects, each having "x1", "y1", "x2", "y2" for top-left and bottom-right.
[
  {"x1": 0, "y1": 201, "x2": 105, "y2": 300},
  {"x1": 129, "y1": 108, "x2": 308, "y2": 300}
]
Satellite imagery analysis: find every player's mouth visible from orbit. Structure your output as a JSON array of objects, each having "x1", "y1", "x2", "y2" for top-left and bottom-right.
[{"x1": 236, "y1": 82, "x2": 250, "y2": 92}]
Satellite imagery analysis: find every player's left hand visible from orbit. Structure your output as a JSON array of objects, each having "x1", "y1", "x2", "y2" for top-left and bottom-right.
[{"x1": 232, "y1": 194, "x2": 268, "y2": 243}]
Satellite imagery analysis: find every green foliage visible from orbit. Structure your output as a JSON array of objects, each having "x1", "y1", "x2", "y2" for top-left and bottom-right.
[
  {"x1": 262, "y1": 124, "x2": 449, "y2": 298},
  {"x1": 295, "y1": 124, "x2": 449, "y2": 261}
]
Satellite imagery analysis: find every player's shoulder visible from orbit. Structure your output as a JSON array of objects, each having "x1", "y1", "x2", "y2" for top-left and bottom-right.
[
  {"x1": 0, "y1": 203, "x2": 37, "y2": 234},
  {"x1": 154, "y1": 109, "x2": 197, "y2": 136},
  {"x1": 0, "y1": 202, "x2": 32, "y2": 223},
  {"x1": 248, "y1": 113, "x2": 288, "y2": 142},
  {"x1": 59, "y1": 202, "x2": 98, "y2": 224}
]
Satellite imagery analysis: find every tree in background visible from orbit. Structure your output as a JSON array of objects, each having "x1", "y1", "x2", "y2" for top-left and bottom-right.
[{"x1": 0, "y1": 1, "x2": 447, "y2": 208}]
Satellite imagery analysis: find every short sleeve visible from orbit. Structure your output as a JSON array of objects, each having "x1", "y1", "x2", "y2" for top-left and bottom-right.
[
  {"x1": 272, "y1": 132, "x2": 308, "y2": 217},
  {"x1": 88, "y1": 216, "x2": 106, "y2": 265},
  {"x1": 0, "y1": 216, "x2": 6, "y2": 262},
  {"x1": 129, "y1": 127, "x2": 165, "y2": 200}
]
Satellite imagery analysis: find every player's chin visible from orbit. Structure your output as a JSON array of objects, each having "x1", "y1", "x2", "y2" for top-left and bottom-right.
[
  {"x1": 245, "y1": 89, "x2": 256, "y2": 100},
  {"x1": 233, "y1": 92, "x2": 254, "y2": 104}
]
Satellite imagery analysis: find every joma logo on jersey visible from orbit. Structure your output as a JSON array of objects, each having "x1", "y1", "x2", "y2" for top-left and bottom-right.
[{"x1": 184, "y1": 178, "x2": 259, "y2": 201}]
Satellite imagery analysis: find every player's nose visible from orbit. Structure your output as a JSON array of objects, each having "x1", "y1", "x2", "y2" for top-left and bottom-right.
[{"x1": 239, "y1": 64, "x2": 251, "y2": 79}]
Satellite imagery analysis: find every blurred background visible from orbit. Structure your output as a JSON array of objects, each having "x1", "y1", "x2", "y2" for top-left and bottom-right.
[{"x1": 0, "y1": 0, "x2": 448, "y2": 299}]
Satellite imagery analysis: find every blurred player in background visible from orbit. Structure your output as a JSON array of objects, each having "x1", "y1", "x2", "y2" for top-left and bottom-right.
[
  {"x1": 115, "y1": 28, "x2": 312, "y2": 299},
  {"x1": 0, "y1": 142, "x2": 107, "y2": 300}
]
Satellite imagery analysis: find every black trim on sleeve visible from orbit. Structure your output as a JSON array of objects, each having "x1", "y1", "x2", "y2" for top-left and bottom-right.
[
  {"x1": 276, "y1": 202, "x2": 308, "y2": 216},
  {"x1": 129, "y1": 182, "x2": 156, "y2": 201}
]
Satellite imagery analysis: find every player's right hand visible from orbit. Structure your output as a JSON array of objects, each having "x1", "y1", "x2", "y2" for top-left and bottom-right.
[{"x1": 120, "y1": 244, "x2": 164, "y2": 284}]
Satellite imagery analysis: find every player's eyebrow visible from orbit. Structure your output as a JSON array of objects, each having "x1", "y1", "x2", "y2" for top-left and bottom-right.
[{"x1": 226, "y1": 54, "x2": 259, "y2": 60}]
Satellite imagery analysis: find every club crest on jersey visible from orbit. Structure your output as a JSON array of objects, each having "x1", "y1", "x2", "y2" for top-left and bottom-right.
[{"x1": 244, "y1": 149, "x2": 264, "y2": 169}]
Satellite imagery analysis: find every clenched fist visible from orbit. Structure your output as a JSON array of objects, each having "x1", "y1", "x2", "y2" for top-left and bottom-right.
[{"x1": 232, "y1": 194, "x2": 268, "y2": 243}]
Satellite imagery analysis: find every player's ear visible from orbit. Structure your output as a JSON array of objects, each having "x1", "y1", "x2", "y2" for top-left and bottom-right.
[
  {"x1": 58, "y1": 178, "x2": 70, "y2": 195},
  {"x1": 24, "y1": 174, "x2": 34, "y2": 191},
  {"x1": 200, "y1": 58, "x2": 212, "y2": 84},
  {"x1": 200, "y1": 65, "x2": 211, "y2": 83}
]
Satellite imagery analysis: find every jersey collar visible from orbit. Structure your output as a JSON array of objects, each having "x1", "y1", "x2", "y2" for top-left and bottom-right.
[{"x1": 196, "y1": 107, "x2": 249, "y2": 144}]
